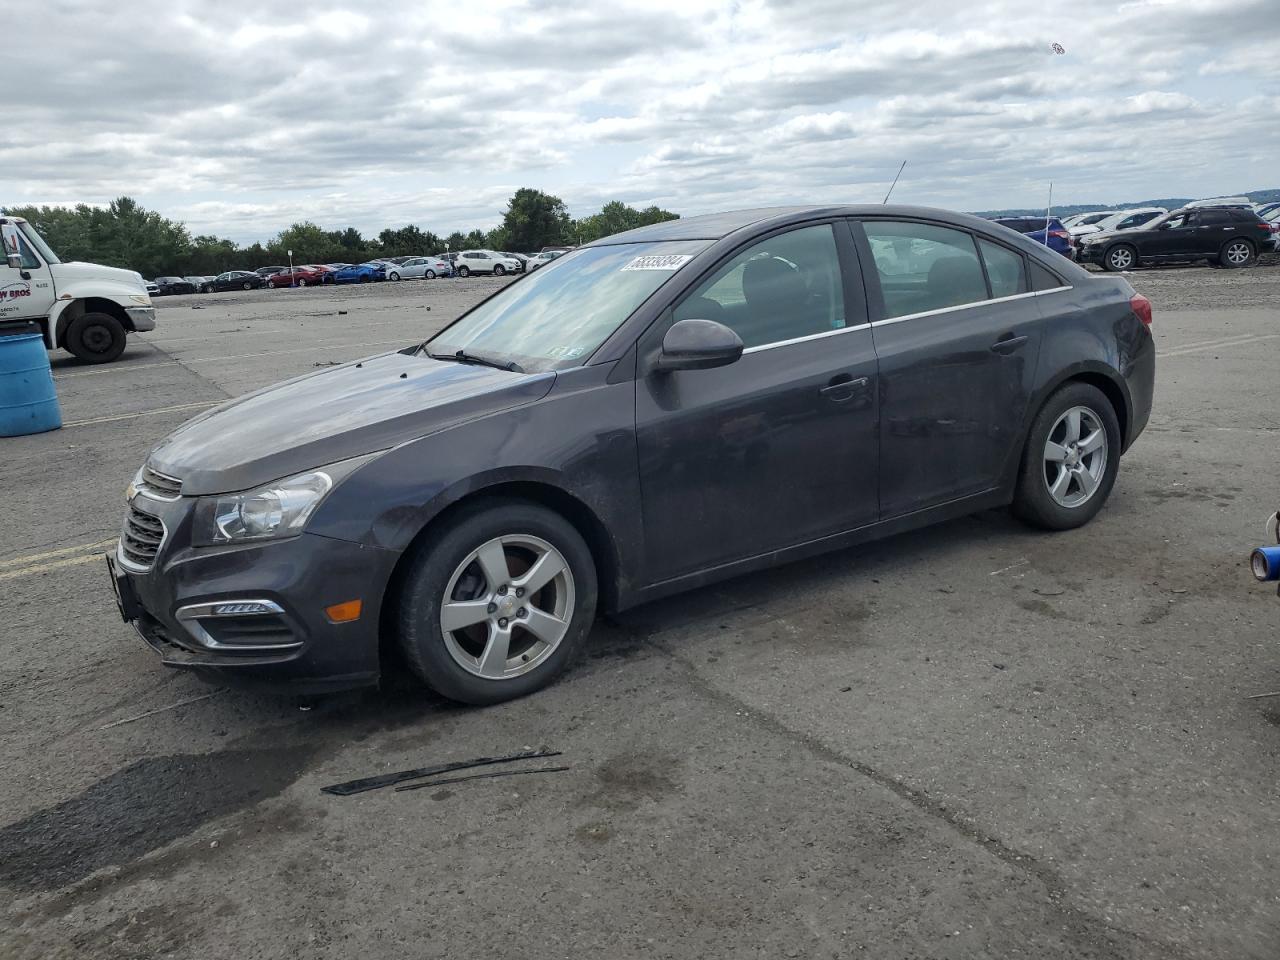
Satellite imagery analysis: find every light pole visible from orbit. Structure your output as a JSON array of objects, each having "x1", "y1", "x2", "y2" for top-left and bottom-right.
[{"x1": 287, "y1": 248, "x2": 295, "y2": 287}]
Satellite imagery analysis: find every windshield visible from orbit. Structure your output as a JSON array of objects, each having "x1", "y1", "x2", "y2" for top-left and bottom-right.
[
  {"x1": 17, "y1": 221, "x2": 61, "y2": 265},
  {"x1": 427, "y1": 240, "x2": 710, "y2": 371}
]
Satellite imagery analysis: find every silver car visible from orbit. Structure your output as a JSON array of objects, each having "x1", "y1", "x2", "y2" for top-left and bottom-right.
[{"x1": 385, "y1": 257, "x2": 451, "y2": 281}]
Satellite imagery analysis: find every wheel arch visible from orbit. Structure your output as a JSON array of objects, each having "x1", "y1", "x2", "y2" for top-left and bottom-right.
[
  {"x1": 52, "y1": 296, "x2": 133, "y2": 347},
  {"x1": 377, "y1": 479, "x2": 624, "y2": 661}
]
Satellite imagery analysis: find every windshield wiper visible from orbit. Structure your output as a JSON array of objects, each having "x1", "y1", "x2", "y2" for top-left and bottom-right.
[{"x1": 427, "y1": 348, "x2": 523, "y2": 373}]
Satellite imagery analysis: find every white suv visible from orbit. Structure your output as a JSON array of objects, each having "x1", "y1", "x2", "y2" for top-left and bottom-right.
[{"x1": 455, "y1": 250, "x2": 521, "y2": 277}]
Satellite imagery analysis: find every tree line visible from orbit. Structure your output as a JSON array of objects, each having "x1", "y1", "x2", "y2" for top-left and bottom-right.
[{"x1": 1, "y1": 189, "x2": 679, "y2": 279}]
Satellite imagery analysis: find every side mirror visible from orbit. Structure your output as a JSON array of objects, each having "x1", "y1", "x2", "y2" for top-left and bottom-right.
[
  {"x1": 657, "y1": 318, "x2": 744, "y2": 372},
  {"x1": 5, "y1": 253, "x2": 22, "y2": 270}
]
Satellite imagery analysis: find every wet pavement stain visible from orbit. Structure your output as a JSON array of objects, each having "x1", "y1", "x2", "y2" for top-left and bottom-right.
[{"x1": 0, "y1": 746, "x2": 315, "y2": 891}]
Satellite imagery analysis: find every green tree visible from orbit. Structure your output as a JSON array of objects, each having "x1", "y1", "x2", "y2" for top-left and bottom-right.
[
  {"x1": 377, "y1": 225, "x2": 441, "y2": 257},
  {"x1": 575, "y1": 200, "x2": 680, "y2": 244},
  {"x1": 269, "y1": 221, "x2": 335, "y2": 264},
  {"x1": 444, "y1": 231, "x2": 467, "y2": 252},
  {"x1": 498, "y1": 188, "x2": 572, "y2": 252}
]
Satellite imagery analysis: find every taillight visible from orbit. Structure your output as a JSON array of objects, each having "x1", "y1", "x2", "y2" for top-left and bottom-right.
[
  {"x1": 1049, "y1": 229, "x2": 1069, "y2": 239},
  {"x1": 1129, "y1": 293, "x2": 1152, "y2": 327}
]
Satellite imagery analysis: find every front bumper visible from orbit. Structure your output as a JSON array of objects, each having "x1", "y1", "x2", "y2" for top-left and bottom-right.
[
  {"x1": 110, "y1": 496, "x2": 399, "y2": 693},
  {"x1": 126, "y1": 306, "x2": 157, "y2": 332}
]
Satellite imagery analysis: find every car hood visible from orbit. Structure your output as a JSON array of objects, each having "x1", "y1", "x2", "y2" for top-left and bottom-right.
[
  {"x1": 149, "y1": 351, "x2": 556, "y2": 495},
  {"x1": 50, "y1": 260, "x2": 147, "y2": 291}
]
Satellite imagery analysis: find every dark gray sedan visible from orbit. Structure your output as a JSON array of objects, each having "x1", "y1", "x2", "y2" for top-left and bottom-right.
[{"x1": 107, "y1": 205, "x2": 1155, "y2": 704}]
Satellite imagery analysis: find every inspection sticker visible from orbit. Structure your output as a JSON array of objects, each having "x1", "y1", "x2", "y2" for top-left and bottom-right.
[{"x1": 621, "y1": 254, "x2": 693, "y2": 271}]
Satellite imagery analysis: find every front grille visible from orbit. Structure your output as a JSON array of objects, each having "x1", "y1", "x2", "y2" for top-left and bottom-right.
[
  {"x1": 121, "y1": 503, "x2": 166, "y2": 569},
  {"x1": 139, "y1": 465, "x2": 182, "y2": 500}
]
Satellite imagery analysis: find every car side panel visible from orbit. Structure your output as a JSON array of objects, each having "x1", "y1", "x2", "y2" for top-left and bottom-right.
[{"x1": 308, "y1": 364, "x2": 645, "y2": 606}]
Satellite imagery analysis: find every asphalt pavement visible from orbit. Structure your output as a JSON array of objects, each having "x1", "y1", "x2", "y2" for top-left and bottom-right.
[{"x1": 2, "y1": 267, "x2": 1279, "y2": 959}]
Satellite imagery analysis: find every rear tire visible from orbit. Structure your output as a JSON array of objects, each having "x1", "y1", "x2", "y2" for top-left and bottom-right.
[
  {"x1": 425, "y1": 269, "x2": 436, "y2": 279},
  {"x1": 397, "y1": 499, "x2": 598, "y2": 705},
  {"x1": 1103, "y1": 244, "x2": 1137, "y2": 272},
  {"x1": 1012, "y1": 382, "x2": 1121, "y2": 531},
  {"x1": 458, "y1": 266, "x2": 470, "y2": 277},
  {"x1": 65, "y1": 312, "x2": 127, "y2": 364},
  {"x1": 1220, "y1": 239, "x2": 1254, "y2": 269},
  {"x1": 242, "y1": 281, "x2": 252, "y2": 290}
]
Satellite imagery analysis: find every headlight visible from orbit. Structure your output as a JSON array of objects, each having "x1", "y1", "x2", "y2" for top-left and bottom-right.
[
  {"x1": 129, "y1": 295, "x2": 151, "y2": 305},
  {"x1": 192, "y1": 455, "x2": 375, "y2": 545}
]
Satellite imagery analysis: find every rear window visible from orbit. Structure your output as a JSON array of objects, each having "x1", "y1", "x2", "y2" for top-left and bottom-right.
[{"x1": 1030, "y1": 262, "x2": 1063, "y2": 291}]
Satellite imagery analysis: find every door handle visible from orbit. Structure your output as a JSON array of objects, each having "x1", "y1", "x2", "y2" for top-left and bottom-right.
[
  {"x1": 820, "y1": 375, "x2": 868, "y2": 402},
  {"x1": 990, "y1": 335, "x2": 1028, "y2": 355}
]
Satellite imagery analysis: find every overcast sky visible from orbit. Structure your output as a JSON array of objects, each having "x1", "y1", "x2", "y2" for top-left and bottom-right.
[{"x1": 6, "y1": 0, "x2": 1277, "y2": 243}]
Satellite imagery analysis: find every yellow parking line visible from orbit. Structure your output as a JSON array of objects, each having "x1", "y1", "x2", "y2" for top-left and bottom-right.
[
  {"x1": 62, "y1": 400, "x2": 222, "y2": 428},
  {"x1": 0, "y1": 552, "x2": 106, "y2": 582},
  {"x1": 0, "y1": 538, "x2": 117, "y2": 570}
]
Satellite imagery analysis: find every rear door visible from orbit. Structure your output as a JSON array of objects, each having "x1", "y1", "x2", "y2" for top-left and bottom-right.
[
  {"x1": 635, "y1": 221, "x2": 880, "y2": 582},
  {"x1": 852, "y1": 218, "x2": 1045, "y2": 518},
  {"x1": 1192, "y1": 209, "x2": 1238, "y2": 255}
]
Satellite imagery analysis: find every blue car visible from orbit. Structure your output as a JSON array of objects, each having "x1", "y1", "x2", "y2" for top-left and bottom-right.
[
  {"x1": 332, "y1": 262, "x2": 386, "y2": 284},
  {"x1": 990, "y1": 217, "x2": 1075, "y2": 259}
]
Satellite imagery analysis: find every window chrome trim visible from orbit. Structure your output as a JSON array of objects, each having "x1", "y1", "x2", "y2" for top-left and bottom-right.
[
  {"x1": 741, "y1": 322, "x2": 873, "y2": 355},
  {"x1": 870, "y1": 286, "x2": 1073, "y2": 327}
]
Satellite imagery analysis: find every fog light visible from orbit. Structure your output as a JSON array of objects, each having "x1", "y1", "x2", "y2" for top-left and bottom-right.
[
  {"x1": 213, "y1": 601, "x2": 279, "y2": 615},
  {"x1": 324, "y1": 599, "x2": 363, "y2": 623}
]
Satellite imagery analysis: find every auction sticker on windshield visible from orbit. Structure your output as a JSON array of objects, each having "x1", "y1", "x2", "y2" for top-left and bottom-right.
[{"x1": 621, "y1": 254, "x2": 693, "y2": 271}]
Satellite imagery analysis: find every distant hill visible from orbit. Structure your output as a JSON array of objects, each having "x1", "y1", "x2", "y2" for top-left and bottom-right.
[{"x1": 974, "y1": 188, "x2": 1280, "y2": 218}]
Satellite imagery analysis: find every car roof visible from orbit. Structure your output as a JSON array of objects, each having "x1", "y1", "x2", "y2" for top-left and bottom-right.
[{"x1": 587, "y1": 204, "x2": 1033, "y2": 245}]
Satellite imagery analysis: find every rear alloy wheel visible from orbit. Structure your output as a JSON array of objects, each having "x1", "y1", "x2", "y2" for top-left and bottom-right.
[
  {"x1": 397, "y1": 500, "x2": 597, "y2": 704},
  {"x1": 1104, "y1": 245, "x2": 1136, "y2": 272},
  {"x1": 242, "y1": 281, "x2": 253, "y2": 290},
  {"x1": 1220, "y1": 240, "x2": 1254, "y2": 269},
  {"x1": 425, "y1": 269, "x2": 436, "y2": 279},
  {"x1": 298, "y1": 278, "x2": 307, "y2": 287},
  {"x1": 458, "y1": 266, "x2": 470, "y2": 277},
  {"x1": 389, "y1": 271, "x2": 401, "y2": 281},
  {"x1": 1012, "y1": 382, "x2": 1121, "y2": 530},
  {"x1": 494, "y1": 264, "x2": 506, "y2": 276},
  {"x1": 65, "y1": 311, "x2": 127, "y2": 364}
]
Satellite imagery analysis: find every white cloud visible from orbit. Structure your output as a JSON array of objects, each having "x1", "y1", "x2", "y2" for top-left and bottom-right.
[{"x1": 4, "y1": 0, "x2": 1277, "y2": 242}]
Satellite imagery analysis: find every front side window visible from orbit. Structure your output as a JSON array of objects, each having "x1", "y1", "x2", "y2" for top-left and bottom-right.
[
  {"x1": 9, "y1": 233, "x2": 42, "y2": 270},
  {"x1": 428, "y1": 239, "x2": 710, "y2": 371},
  {"x1": 672, "y1": 224, "x2": 846, "y2": 350},
  {"x1": 862, "y1": 221, "x2": 987, "y2": 319},
  {"x1": 978, "y1": 239, "x2": 1027, "y2": 299}
]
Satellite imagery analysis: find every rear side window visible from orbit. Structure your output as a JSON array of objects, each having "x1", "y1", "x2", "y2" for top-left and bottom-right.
[
  {"x1": 1029, "y1": 261, "x2": 1063, "y2": 291},
  {"x1": 862, "y1": 221, "x2": 987, "y2": 319},
  {"x1": 977, "y1": 239, "x2": 1026, "y2": 298},
  {"x1": 1199, "y1": 210, "x2": 1231, "y2": 225}
]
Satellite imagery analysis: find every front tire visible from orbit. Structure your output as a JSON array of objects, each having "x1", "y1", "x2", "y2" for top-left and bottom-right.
[
  {"x1": 1220, "y1": 239, "x2": 1254, "y2": 269},
  {"x1": 494, "y1": 264, "x2": 506, "y2": 276},
  {"x1": 1104, "y1": 244, "x2": 1137, "y2": 272},
  {"x1": 65, "y1": 312, "x2": 127, "y2": 364},
  {"x1": 397, "y1": 499, "x2": 598, "y2": 705},
  {"x1": 389, "y1": 271, "x2": 401, "y2": 281},
  {"x1": 1012, "y1": 382, "x2": 1122, "y2": 530}
]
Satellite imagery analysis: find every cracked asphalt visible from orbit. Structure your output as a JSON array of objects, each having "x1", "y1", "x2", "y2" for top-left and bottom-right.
[{"x1": 1, "y1": 267, "x2": 1278, "y2": 959}]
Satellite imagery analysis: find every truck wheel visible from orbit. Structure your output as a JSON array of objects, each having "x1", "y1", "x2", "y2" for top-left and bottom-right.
[{"x1": 66, "y1": 312, "x2": 127, "y2": 364}]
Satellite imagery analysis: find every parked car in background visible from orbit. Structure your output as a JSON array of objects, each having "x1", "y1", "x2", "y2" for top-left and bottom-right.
[
  {"x1": 502, "y1": 252, "x2": 529, "y2": 273},
  {"x1": 107, "y1": 204, "x2": 1154, "y2": 704},
  {"x1": 990, "y1": 217, "x2": 1074, "y2": 258},
  {"x1": 454, "y1": 250, "x2": 521, "y2": 276},
  {"x1": 1262, "y1": 206, "x2": 1280, "y2": 252},
  {"x1": 385, "y1": 256, "x2": 451, "y2": 280},
  {"x1": 145, "y1": 280, "x2": 161, "y2": 296},
  {"x1": 267, "y1": 265, "x2": 328, "y2": 288},
  {"x1": 185, "y1": 276, "x2": 214, "y2": 291},
  {"x1": 152, "y1": 276, "x2": 196, "y2": 295},
  {"x1": 1071, "y1": 208, "x2": 1167, "y2": 237},
  {"x1": 525, "y1": 250, "x2": 567, "y2": 271},
  {"x1": 255, "y1": 266, "x2": 288, "y2": 280},
  {"x1": 332, "y1": 262, "x2": 386, "y2": 283},
  {"x1": 1185, "y1": 196, "x2": 1253, "y2": 209},
  {"x1": 1063, "y1": 212, "x2": 1112, "y2": 234},
  {"x1": 1077, "y1": 207, "x2": 1272, "y2": 271},
  {"x1": 207, "y1": 270, "x2": 266, "y2": 291}
]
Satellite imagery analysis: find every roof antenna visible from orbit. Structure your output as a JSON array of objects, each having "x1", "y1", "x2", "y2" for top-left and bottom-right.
[{"x1": 882, "y1": 160, "x2": 907, "y2": 204}]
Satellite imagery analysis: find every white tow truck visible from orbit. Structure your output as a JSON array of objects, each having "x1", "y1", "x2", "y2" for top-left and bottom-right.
[{"x1": 1, "y1": 216, "x2": 155, "y2": 363}]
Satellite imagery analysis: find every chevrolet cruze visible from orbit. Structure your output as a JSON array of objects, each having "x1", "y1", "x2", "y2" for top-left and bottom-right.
[{"x1": 108, "y1": 205, "x2": 1155, "y2": 704}]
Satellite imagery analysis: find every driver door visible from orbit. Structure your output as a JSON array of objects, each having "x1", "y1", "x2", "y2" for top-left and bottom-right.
[
  {"x1": 0, "y1": 221, "x2": 57, "y2": 325},
  {"x1": 635, "y1": 222, "x2": 880, "y2": 583}
]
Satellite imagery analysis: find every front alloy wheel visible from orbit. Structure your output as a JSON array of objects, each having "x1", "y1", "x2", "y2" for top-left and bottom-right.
[
  {"x1": 1104, "y1": 245, "x2": 1135, "y2": 271},
  {"x1": 397, "y1": 499, "x2": 597, "y2": 704}
]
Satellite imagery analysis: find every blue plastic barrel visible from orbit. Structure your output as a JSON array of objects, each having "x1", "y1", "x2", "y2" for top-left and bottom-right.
[{"x1": 0, "y1": 325, "x2": 62, "y2": 436}]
